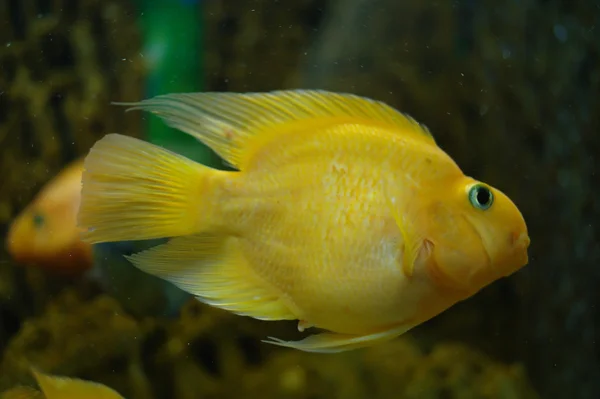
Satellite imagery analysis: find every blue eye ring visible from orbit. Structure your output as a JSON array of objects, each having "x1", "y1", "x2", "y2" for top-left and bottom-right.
[{"x1": 468, "y1": 184, "x2": 493, "y2": 210}]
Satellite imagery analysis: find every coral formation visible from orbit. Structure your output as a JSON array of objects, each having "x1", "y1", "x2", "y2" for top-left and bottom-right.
[{"x1": 0, "y1": 291, "x2": 539, "y2": 399}]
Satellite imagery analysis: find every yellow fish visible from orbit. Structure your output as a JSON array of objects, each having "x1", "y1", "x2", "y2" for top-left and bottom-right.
[
  {"x1": 0, "y1": 368, "x2": 124, "y2": 399},
  {"x1": 77, "y1": 90, "x2": 530, "y2": 353}
]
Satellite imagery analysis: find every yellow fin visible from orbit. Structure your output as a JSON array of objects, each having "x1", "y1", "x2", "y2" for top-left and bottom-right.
[
  {"x1": 126, "y1": 234, "x2": 297, "y2": 321},
  {"x1": 263, "y1": 324, "x2": 414, "y2": 353},
  {"x1": 0, "y1": 387, "x2": 43, "y2": 399},
  {"x1": 385, "y1": 196, "x2": 422, "y2": 278},
  {"x1": 79, "y1": 133, "x2": 223, "y2": 244},
  {"x1": 31, "y1": 369, "x2": 124, "y2": 399},
  {"x1": 115, "y1": 90, "x2": 435, "y2": 170}
]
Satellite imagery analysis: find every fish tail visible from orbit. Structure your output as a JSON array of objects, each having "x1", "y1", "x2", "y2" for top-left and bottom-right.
[{"x1": 79, "y1": 133, "x2": 227, "y2": 244}]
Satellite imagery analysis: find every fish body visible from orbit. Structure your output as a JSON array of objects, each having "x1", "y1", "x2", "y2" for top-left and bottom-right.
[
  {"x1": 0, "y1": 369, "x2": 123, "y2": 399},
  {"x1": 78, "y1": 90, "x2": 530, "y2": 352},
  {"x1": 216, "y1": 127, "x2": 461, "y2": 334},
  {"x1": 6, "y1": 159, "x2": 92, "y2": 274}
]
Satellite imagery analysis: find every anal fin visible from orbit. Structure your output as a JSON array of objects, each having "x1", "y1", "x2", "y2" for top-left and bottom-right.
[
  {"x1": 263, "y1": 323, "x2": 414, "y2": 353},
  {"x1": 126, "y1": 234, "x2": 297, "y2": 321}
]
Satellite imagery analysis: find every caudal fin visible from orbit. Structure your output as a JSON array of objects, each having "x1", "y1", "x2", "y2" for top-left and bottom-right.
[{"x1": 78, "y1": 134, "x2": 223, "y2": 244}]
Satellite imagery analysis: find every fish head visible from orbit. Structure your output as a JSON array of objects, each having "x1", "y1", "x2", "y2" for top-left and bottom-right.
[
  {"x1": 424, "y1": 177, "x2": 529, "y2": 293},
  {"x1": 5, "y1": 198, "x2": 86, "y2": 273},
  {"x1": 6, "y1": 203, "x2": 76, "y2": 260},
  {"x1": 5, "y1": 160, "x2": 90, "y2": 273}
]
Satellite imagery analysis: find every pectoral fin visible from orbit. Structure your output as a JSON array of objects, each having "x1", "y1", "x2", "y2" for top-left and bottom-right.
[
  {"x1": 263, "y1": 324, "x2": 413, "y2": 353},
  {"x1": 385, "y1": 196, "x2": 424, "y2": 278}
]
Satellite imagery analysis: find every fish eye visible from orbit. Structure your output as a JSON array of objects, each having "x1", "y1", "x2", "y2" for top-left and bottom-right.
[
  {"x1": 468, "y1": 184, "x2": 493, "y2": 210},
  {"x1": 32, "y1": 213, "x2": 45, "y2": 228}
]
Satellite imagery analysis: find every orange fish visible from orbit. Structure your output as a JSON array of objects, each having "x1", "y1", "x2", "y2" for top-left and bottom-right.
[
  {"x1": 0, "y1": 368, "x2": 124, "y2": 399},
  {"x1": 6, "y1": 159, "x2": 92, "y2": 274},
  {"x1": 4, "y1": 158, "x2": 190, "y2": 316},
  {"x1": 77, "y1": 90, "x2": 530, "y2": 353}
]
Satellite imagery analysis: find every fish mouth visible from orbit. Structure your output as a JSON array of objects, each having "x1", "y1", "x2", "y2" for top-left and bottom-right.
[
  {"x1": 509, "y1": 231, "x2": 530, "y2": 272},
  {"x1": 513, "y1": 231, "x2": 530, "y2": 250}
]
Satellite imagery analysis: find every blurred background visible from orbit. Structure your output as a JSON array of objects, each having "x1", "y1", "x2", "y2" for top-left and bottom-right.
[{"x1": 0, "y1": 0, "x2": 598, "y2": 398}]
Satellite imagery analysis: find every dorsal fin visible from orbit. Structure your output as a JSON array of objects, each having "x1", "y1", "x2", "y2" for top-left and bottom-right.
[{"x1": 115, "y1": 90, "x2": 435, "y2": 170}]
